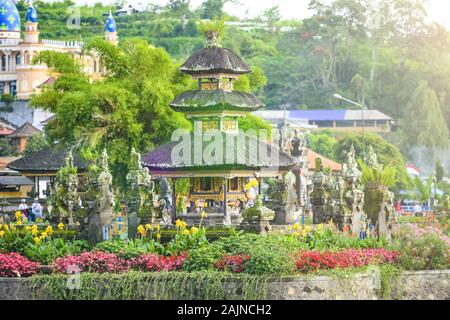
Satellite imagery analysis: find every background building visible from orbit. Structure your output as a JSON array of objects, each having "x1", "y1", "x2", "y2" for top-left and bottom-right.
[
  {"x1": 0, "y1": 0, "x2": 119, "y2": 128},
  {"x1": 254, "y1": 109, "x2": 396, "y2": 133}
]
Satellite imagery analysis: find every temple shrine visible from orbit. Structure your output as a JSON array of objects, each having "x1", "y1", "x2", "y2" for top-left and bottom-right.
[{"x1": 142, "y1": 29, "x2": 297, "y2": 225}]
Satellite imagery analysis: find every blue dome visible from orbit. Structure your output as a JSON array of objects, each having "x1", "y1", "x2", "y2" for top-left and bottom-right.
[
  {"x1": 0, "y1": 0, "x2": 21, "y2": 32},
  {"x1": 26, "y1": 4, "x2": 38, "y2": 23},
  {"x1": 105, "y1": 11, "x2": 116, "y2": 32}
]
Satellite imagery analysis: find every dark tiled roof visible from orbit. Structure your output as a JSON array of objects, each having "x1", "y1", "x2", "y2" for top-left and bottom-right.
[
  {"x1": 8, "y1": 122, "x2": 40, "y2": 138},
  {"x1": 7, "y1": 147, "x2": 87, "y2": 173},
  {"x1": 0, "y1": 176, "x2": 34, "y2": 186},
  {"x1": 180, "y1": 47, "x2": 251, "y2": 75},
  {"x1": 142, "y1": 134, "x2": 297, "y2": 172},
  {"x1": 170, "y1": 90, "x2": 264, "y2": 112}
]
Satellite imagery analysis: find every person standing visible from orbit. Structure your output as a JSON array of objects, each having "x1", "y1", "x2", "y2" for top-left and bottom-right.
[
  {"x1": 413, "y1": 203, "x2": 422, "y2": 217},
  {"x1": 18, "y1": 199, "x2": 28, "y2": 219},
  {"x1": 31, "y1": 198, "x2": 43, "y2": 222}
]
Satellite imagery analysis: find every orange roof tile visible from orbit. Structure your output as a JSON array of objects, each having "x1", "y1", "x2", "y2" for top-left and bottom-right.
[{"x1": 305, "y1": 148, "x2": 342, "y2": 172}]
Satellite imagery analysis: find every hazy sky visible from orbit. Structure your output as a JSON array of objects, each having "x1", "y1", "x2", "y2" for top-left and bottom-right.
[{"x1": 67, "y1": 0, "x2": 450, "y2": 30}]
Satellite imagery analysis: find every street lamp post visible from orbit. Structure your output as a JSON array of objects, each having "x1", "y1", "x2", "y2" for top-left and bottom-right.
[{"x1": 333, "y1": 94, "x2": 367, "y2": 164}]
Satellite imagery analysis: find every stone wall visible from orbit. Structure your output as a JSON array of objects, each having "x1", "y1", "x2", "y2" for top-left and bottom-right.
[{"x1": 0, "y1": 270, "x2": 448, "y2": 300}]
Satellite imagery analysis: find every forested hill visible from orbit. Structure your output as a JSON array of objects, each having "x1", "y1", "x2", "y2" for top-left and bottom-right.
[{"x1": 16, "y1": 0, "x2": 450, "y2": 161}]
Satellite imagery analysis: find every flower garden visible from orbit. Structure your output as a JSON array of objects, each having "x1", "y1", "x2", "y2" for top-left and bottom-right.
[{"x1": 1, "y1": 212, "x2": 449, "y2": 300}]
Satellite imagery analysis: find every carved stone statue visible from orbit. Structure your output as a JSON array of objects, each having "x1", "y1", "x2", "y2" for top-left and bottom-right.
[
  {"x1": 159, "y1": 178, "x2": 172, "y2": 212},
  {"x1": 311, "y1": 158, "x2": 334, "y2": 224},
  {"x1": 97, "y1": 150, "x2": 115, "y2": 241},
  {"x1": 330, "y1": 173, "x2": 345, "y2": 228},
  {"x1": 269, "y1": 172, "x2": 297, "y2": 225},
  {"x1": 363, "y1": 145, "x2": 394, "y2": 239},
  {"x1": 290, "y1": 130, "x2": 305, "y2": 158},
  {"x1": 240, "y1": 195, "x2": 275, "y2": 234},
  {"x1": 126, "y1": 148, "x2": 155, "y2": 237},
  {"x1": 368, "y1": 145, "x2": 381, "y2": 170},
  {"x1": 342, "y1": 144, "x2": 364, "y2": 235},
  {"x1": 60, "y1": 151, "x2": 79, "y2": 225}
]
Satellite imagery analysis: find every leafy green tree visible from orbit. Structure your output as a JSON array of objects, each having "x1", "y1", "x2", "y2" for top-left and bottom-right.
[
  {"x1": 24, "y1": 133, "x2": 50, "y2": 156},
  {"x1": 436, "y1": 159, "x2": 445, "y2": 183},
  {"x1": 305, "y1": 130, "x2": 338, "y2": 161},
  {"x1": 234, "y1": 66, "x2": 267, "y2": 95},
  {"x1": 168, "y1": 0, "x2": 191, "y2": 17},
  {"x1": 413, "y1": 176, "x2": 432, "y2": 204},
  {"x1": 335, "y1": 132, "x2": 411, "y2": 193},
  {"x1": 200, "y1": 0, "x2": 228, "y2": 19},
  {"x1": 238, "y1": 114, "x2": 272, "y2": 138},
  {"x1": 401, "y1": 81, "x2": 449, "y2": 151},
  {"x1": 30, "y1": 39, "x2": 192, "y2": 187},
  {"x1": 148, "y1": 19, "x2": 176, "y2": 40},
  {"x1": 0, "y1": 138, "x2": 15, "y2": 156}
]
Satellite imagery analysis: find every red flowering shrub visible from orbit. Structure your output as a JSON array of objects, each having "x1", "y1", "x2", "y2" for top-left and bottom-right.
[
  {"x1": 295, "y1": 249, "x2": 398, "y2": 273},
  {"x1": 129, "y1": 252, "x2": 187, "y2": 272},
  {"x1": 0, "y1": 252, "x2": 40, "y2": 277},
  {"x1": 215, "y1": 255, "x2": 251, "y2": 273},
  {"x1": 54, "y1": 251, "x2": 188, "y2": 274},
  {"x1": 54, "y1": 252, "x2": 128, "y2": 274}
]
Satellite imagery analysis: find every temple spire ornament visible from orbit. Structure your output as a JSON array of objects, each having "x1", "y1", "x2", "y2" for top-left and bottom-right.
[{"x1": 205, "y1": 30, "x2": 222, "y2": 48}]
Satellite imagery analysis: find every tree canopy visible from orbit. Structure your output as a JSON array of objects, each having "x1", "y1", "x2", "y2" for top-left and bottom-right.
[
  {"x1": 17, "y1": 0, "x2": 450, "y2": 174},
  {"x1": 30, "y1": 39, "x2": 193, "y2": 186}
]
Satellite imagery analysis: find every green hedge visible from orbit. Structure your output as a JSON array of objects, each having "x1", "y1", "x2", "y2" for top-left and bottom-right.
[
  {"x1": 29, "y1": 271, "x2": 270, "y2": 300},
  {"x1": 159, "y1": 228, "x2": 234, "y2": 242}
]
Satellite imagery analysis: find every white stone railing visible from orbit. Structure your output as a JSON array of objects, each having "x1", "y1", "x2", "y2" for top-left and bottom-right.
[{"x1": 42, "y1": 39, "x2": 84, "y2": 49}]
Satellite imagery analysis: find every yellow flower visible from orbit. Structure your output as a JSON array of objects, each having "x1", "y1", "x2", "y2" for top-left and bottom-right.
[
  {"x1": 305, "y1": 226, "x2": 312, "y2": 233},
  {"x1": 154, "y1": 224, "x2": 161, "y2": 231},
  {"x1": 317, "y1": 224, "x2": 323, "y2": 232},
  {"x1": 0, "y1": 231, "x2": 4, "y2": 238},
  {"x1": 190, "y1": 227, "x2": 199, "y2": 234},
  {"x1": 25, "y1": 226, "x2": 32, "y2": 232},
  {"x1": 31, "y1": 228, "x2": 38, "y2": 236},
  {"x1": 175, "y1": 219, "x2": 183, "y2": 228},
  {"x1": 156, "y1": 233, "x2": 161, "y2": 239},
  {"x1": 40, "y1": 232, "x2": 48, "y2": 239},
  {"x1": 145, "y1": 224, "x2": 152, "y2": 230},
  {"x1": 292, "y1": 223, "x2": 300, "y2": 231},
  {"x1": 10, "y1": 226, "x2": 16, "y2": 232},
  {"x1": 293, "y1": 231, "x2": 301, "y2": 237},
  {"x1": 137, "y1": 225, "x2": 146, "y2": 235},
  {"x1": 302, "y1": 230, "x2": 308, "y2": 238},
  {"x1": 45, "y1": 226, "x2": 53, "y2": 235},
  {"x1": 201, "y1": 211, "x2": 208, "y2": 219},
  {"x1": 58, "y1": 223, "x2": 65, "y2": 230},
  {"x1": 33, "y1": 237, "x2": 41, "y2": 245},
  {"x1": 16, "y1": 220, "x2": 22, "y2": 226},
  {"x1": 183, "y1": 229, "x2": 190, "y2": 236},
  {"x1": 15, "y1": 211, "x2": 22, "y2": 219},
  {"x1": 3, "y1": 224, "x2": 9, "y2": 231}
]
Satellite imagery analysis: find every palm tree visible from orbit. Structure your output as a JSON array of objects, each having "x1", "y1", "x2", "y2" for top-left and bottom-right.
[
  {"x1": 413, "y1": 176, "x2": 433, "y2": 206},
  {"x1": 148, "y1": 19, "x2": 175, "y2": 41}
]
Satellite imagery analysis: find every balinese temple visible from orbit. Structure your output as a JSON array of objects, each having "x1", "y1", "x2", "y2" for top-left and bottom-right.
[
  {"x1": 142, "y1": 30, "x2": 297, "y2": 225},
  {"x1": 7, "y1": 147, "x2": 86, "y2": 199}
]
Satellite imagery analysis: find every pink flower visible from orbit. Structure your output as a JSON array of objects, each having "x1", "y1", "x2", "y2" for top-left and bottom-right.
[
  {"x1": 295, "y1": 249, "x2": 398, "y2": 273},
  {"x1": 0, "y1": 253, "x2": 40, "y2": 277}
]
